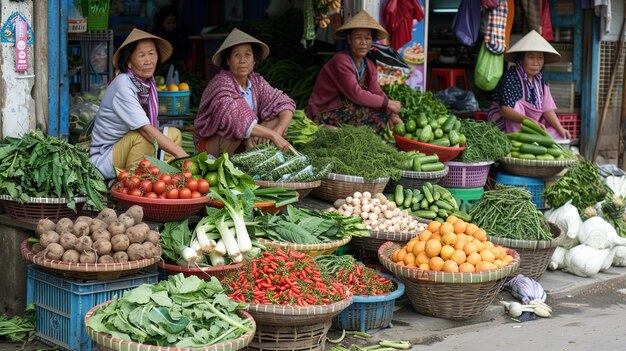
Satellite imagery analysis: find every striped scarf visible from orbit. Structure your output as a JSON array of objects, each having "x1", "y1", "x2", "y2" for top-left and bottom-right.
[
  {"x1": 484, "y1": 0, "x2": 508, "y2": 54},
  {"x1": 127, "y1": 71, "x2": 158, "y2": 128},
  {"x1": 515, "y1": 62, "x2": 544, "y2": 109}
]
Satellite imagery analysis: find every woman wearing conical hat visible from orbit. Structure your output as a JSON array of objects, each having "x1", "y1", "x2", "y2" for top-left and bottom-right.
[
  {"x1": 487, "y1": 30, "x2": 571, "y2": 139},
  {"x1": 306, "y1": 11, "x2": 403, "y2": 132},
  {"x1": 89, "y1": 28, "x2": 188, "y2": 180},
  {"x1": 194, "y1": 29, "x2": 296, "y2": 157}
]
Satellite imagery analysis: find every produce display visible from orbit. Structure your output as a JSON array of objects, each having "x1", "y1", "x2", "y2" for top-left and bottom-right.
[
  {"x1": 315, "y1": 255, "x2": 395, "y2": 296},
  {"x1": 390, "y1": 216, "x2": 516, "y2": 272},
  {"x1": 0, "y1": 130, "x2": 107, "y2": 210},
  {"x1": 507, "y1": 119, "x2": 571, "y2": 160},
  {"x1": 85, "y1": 274, "x2": 253, "y2": 347},
  {"x1": 31, "y1": 206, "x2": 162, "y2": 263},
  {"x1": 470, "y1": 185, "x2": 552, "y2": 241},
  {"x1": 399, "y1": 151, "x2": 445, "y2": 172},
  {"x1": 231, "y1": 144, "x2": 329, "y2": 182},
  {"x1": 69, "y1": 87, "x2": 105, "y2": 131},
  {"x1": 299, "y1": 125, "x2": 412, "y2": 181},
  {"x1": 543, "y1": 159, "x2": 606, "y2": 212},
  {"x1": 457, "y1": 119, "x2": 511, "y2": 163},
  {"x1": 255, "y1": 205, "x2": 370, "y2": 244},
  {"x1": 223, "y1": 248, "x2": 349, "y2": 305},
  {"x1": 0, "y1": 304, "x2": 34, "y2": 342},
  {"x1": 333, "y1": 191, "x2": 427, "y2": 233},
  {"x1": 286, "y1": 110, "x2": 320, "y2": 146},
  {"x1": 500, "y1": 275, "x2": 552, "y2": 319},
  {"x1": 600, "y1": 194, "x2": 626, "y2": 237},
  {"x1": 387, "y1": 184, "x2": 469, "y2": 222}
]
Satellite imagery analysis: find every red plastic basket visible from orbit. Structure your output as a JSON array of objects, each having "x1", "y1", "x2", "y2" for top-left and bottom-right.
[
  {"x1": 393, "y1": 133, "x2": 464, "y2": 162},
  {"x1": 556, "y1": 113, "x2": 580, "y2": 140},
  {"x1": 157, "y1": 261, "x2": 244, "y2": 281},
  {"x1": 438, "y1": 161, "x2": 494, "y2": 188},
  {"x1": 110, "y1": 189, "x2": 211, "y2": 221},
  {"x1": 0, "y1": 196, "x2": 86, "y2": 221}
]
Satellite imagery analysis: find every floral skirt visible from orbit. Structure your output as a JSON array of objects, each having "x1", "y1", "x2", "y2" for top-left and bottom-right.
[{"x1": 313, "y1": 98, "x2": 387, "y2": 132}]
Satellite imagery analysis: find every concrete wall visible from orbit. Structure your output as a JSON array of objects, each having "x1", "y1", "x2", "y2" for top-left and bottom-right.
[{"x1": 0, "y1": 224, "x2": 32, "y2": 315}]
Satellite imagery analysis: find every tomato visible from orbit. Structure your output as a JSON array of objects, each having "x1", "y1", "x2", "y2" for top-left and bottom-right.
[
  {"x1": 191, "y1": 191, "x2": 202, "y2": 198},
  {"x1": 158, "y1": 194, "x2": 166, "y2": 199},
  {"x1": 144, "y1": 192, "x2": 158, "y2": 198},
  {"x1": 166, "y1": 188, "x2": 179, "y2": 199},
  {"x1": 182, "y1": 171, "x2": 193, "y2": 180},
  {"x1": 139, "y1": 179, "x2": 153, "y2": 193},
  {"x1": 178, "y1": 188, "x2": 192, "y2": 199},
  {"x1": 159, "y1": 173, "x2": 172, "y2": 183},
  {"x1": 125, "y1": 176, "x2": 140, "y2": 189},
  {"x1": 149, "y1": 166, "x2": 161, "y2": 176},
  {"x1": 182, "y1": 160, "x2": 194, "y2": 170},
  {"x1": 139, "y1": 159, "x2": 151, "y2": 170},
  {"x1": 117, "y1": 170, "x2": 130, "y2": 182},
  {"x1": 170, "y1": 175, "x2": 182, "y2": 186},
  {"x1": 152, "y1": 180, "x2": 166, "y2": 195},
  {"x1": 186, "y1": 179, "x2": 198, "y2": 192},
  {"x1": 197, "y1": 179, "x2": 210, "y2": 194},
  {"x1": 121, "y1": 187, "x2": 129, "y2": 194},
  {"x1": 129, "y1": 188, "x2": 143, "y2": 197},
  {"x1": 183, "y1": 160, "x2": 200, "y2": 175}
]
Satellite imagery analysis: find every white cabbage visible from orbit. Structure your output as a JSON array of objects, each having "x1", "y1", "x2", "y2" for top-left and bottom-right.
[{"x1": 563, "y1": 244, "x2": 610, "y2": 277}]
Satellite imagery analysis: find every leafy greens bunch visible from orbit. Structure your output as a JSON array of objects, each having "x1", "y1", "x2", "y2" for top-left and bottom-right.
[
  {"x1": 0, "y1": 130, "x2": 106, "y2": 210},
  {"x1": 86, "y1": 274, "x2": 252, "y2": 347}
]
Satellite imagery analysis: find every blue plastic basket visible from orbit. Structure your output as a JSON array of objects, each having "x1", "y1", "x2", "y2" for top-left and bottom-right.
[
  {"x1": 26, "y1": 265, "x2": 158, "y2": 351},
  {"x1": 332, "y1": 275, "x2": 405, "y2": 332},
  {"x1": 495, "y1": 172, "x2": 545, "y2": 208},
  {"x1": 158, "y1": 90, "x2": 191, "y2": 116}
]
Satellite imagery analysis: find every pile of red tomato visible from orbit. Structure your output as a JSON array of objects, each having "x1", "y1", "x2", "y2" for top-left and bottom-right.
[{"x1": 113, "y1": 160, "x2": 210, "y2": 199}]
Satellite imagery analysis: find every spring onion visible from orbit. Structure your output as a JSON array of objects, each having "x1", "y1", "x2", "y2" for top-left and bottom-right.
[{"x1": 209, "y1": 188, "x2": 254, "y2": 253}]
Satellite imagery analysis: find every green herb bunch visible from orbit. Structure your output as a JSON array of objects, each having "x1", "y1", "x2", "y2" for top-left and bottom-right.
[
  {"x1": 457, "y1": 119, "x2": 511, "y2": 163},
  {"x1": 543, "y1": 159, "x2": 607, "y2": 213},
  {"x1": 0, "y1": 130, "x2": 106, "y2": 210}
]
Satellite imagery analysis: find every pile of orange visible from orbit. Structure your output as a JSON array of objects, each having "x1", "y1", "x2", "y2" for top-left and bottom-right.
[{"x1": 391, "y1": 216, "x2": 515, "y2": 273}]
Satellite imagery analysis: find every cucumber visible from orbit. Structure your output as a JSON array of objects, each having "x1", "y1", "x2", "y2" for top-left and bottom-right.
[
  {"x1": 442, "y1": 115, "x2": 456, "y2": 133},
  {"x1": 460, "y1": 202, "x2": 472, "y2": 213},
  {"x1": 423, "y1": 183, "x2": 434, "y2": 203},
  {"x1": 394, "y1": 185, "x2": 404, "y2": 206},
  {"x1": 520, "y1": 143, "x2": 548, "y2": 155},
  {"x1": 511, "y1": 140, "x2": 523, "y2": 148},
  {"x1": 419, "y1": 125, "x2": 433, "y2": 143},
  {"x1": 416, "y1": 155, "x2": 439, "y2": 165},
  {"x1": 521, "y1": 124, "x2": 540, "y2": 135},
  {"x1": 433, "y1": 184, "x2": 453, "y2": 199},
  {"x1": 411, "y1": 202, "x2": 421, "y2": 211},
  {"x1": 435, "y1": 217, "x2": 445, "y2": 223},
  {"x1": 451, "y1": 210, "x2": 472, "y2": 222},
  {"x1": 519, "y1": 153, "x2": 537, "y2": 159},
  {"x1": 433, "y1": 189, "x2": 441, "y2": 201},
  {"x1": 430, "y1": 137, "x2": 451, "y2": 147},
  {"x1": 459, "y1": 133, "x2": 466, "y2": 146},
  {"x1": 449, "y1": 130, "x2": 460, "y2": 145},
  {"x1": 453, "y1": 120, "x2": 462, "y2": 131},
  {"x1": 420, "y1": 198, "x2": 429, "y2": 209},
  {"x1": 412, "y1": 190, "x2": 423, "y2": 204},
  {"x1": 536, "y1": 154, "x2": 556, "y2": 160},
  {"x1": 387, "y1": 194, "x2": 395, "y2": 203},
  {"x1": 522, "y1": 118, "x2": 551, "y2": 137},
  {"x1": 403, "y1": 189, "x2": 413, "y2": 208},
  {"x1": 434, "y1": 200, "x2": 453, "y2": 211},
  {"x1": 429, "y1": 205, "x2": 439, "y2": 212},
  {"x1": 510, "y1": 151, "x2": 521, "y2": 158},
  {"x1": 413, "y1": 210, "x2": 437, "y2": 219},
  {"x1": 509, "y1": 133, "x2": 555, "y2": 147},
  {"x1": 421, "y1": 162, "x2": 446, "y2": 172},
  {"x1": 546, "y1": 147, "x2": 563, "y2": 157},
  {"x1": 438, "y1": 209, "x2": 449, "y2": 218}
]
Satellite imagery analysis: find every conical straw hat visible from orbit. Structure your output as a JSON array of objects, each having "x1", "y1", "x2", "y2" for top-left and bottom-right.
[
  {"x1": 335, "y1": 11, "x2": 389, "y2": 41},
  {"x1": 504, "y1": 30, "x2": 561, "y2": 64},
  {"x1": 112, "y1": 28, "x2": 173, "y2": 69},
  {"x1": 212, "y1": 28, "x2": 270, "y2": 66}
]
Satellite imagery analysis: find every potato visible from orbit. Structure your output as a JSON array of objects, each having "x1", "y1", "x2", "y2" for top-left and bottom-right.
[
  {"x1": 127, "y1": 243, "x2": 146, "y2": 261},
  {"x1": 146, "y1": 230, "x2": 160, "y2": 245},
  {"x1": 31, "y1": 243, "x2": 44, "y2": 254},
  {"x1": 98, "y1": 255, "x2": 114, "y2": 264},
  {"x1": 59, "y1": 232, "x2": 78, "y2": 250},
  {"x1": 141, "y1": 241, "x2": 160, "y2": 258},
  {"x1": 40, "y1": 230, "x2": 60, "y2": 248},
  {"x1": 112, "y1": 251, "x2": 128, "y2": 263},
  {"x1": 89, "y1": 219, "x2": 108, "y2": 234},
  {"x1": 73, "y1": 221, "x2": 90, "y2": 237},
  {"x1": 44, "y1": 243, "x2": 64, "y2": 260},
  {"x1": 36, "y1": 219, "x2": 56, "y2": 236},
  {"x1": 97, "y1": 208, "x2": 118, "y2": 225},
  {"x1": 118, "y1": 213, "x2": 135, "y2": 230},
  {"x1": 79, "y1": 250, "x2": 97, "y2": 263},
  {"x1": 55, "y1": 218, "x2": 74, "y2": 234},
  {"x1": 91, "y1": 229, "x2": 111, "y2": 242},
  {"x1": 111, "y1": 234, "x2": 130, "y2": 252},
  {"x1": 62, "y1": 249, "x2": 80, "y2": 263},
  {"x1": 74, "y1": 235, "x2": 93, "y2": 253},
  {"x1": 125, "y1": 205, "x2": 143, "y2": 224},
  {"x1": 126, "y1": 223, "x2": 149, "y2": 244},
  {"x1": 108, "y1": 221, "x2": 126, "y2": 236},
  {"x1": 93, "y1": 239, "x2": 112, "y2": 256},
  {"x1": 75, "y1": 216, "x2": 93, "y2": 224}
]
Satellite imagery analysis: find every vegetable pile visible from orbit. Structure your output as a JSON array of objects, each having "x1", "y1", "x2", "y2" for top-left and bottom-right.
[
  {"x1": 0, "y1": 304, "x2": 34, "y2": 343},
  {"x1": 299, "y1": 125, "x2": 411, "y2": 181},
  {"x1": 314, "y1": 255, "x2": 395, "y2": 296},
  {"x1": 600, "y1": 194, "x2": 626, "y2": 238},
  {"x1": 0, "y1": 130, "x2": 107, "y2": 210},
  {"x1": 543, "y1": 159, "x2": 606, "y2": 212},
  {"x1": 32, "y1": 206, "x2": 162, "y2": 263},
  {"x1": 255, "y1": 205, "x2": 369, "y2": 244},
  {"x1": 285, "y1": 110, "x2": 319, "y2": 146},
  {"x1": 86, "y1": 274, "x2": 253, "y2": 347},
  {"x1": 223, "y1": 248, "x2": 348, "y2": 305},
  {"x1": 391, "y1": 216, "x2": 516, "y2": 272},
  {"x1": 388, "y1": 184, "x2": 469, "y2": 222},
  {"x1": 507, "y1": 118, "x2": 571, "y2": 160},
  {"x1": 470, "y1": 185, "x2": 553, "y2": 241},
  {"x1": 457, "y1": 119, "x2": 511, "y2": 163},
  {"x1": 333, "y1": 191, "x2": 427, "y2": 233},
  {"x1": 399, "y1": 151, "x2": 445, "y2": 172}
]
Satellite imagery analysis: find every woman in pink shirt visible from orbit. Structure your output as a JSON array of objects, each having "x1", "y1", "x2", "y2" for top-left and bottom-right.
[{"x1": 306, "y1": 11, "x2": 402, "y2": 132}]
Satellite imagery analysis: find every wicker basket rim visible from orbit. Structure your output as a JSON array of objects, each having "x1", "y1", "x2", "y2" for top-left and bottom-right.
[
  {"x1": 366, "y1": 230, "x2": 418, "y2": 241},
  {"x1": 326, "y1": 173, "x2": 390, "y2": 184},
  {"x1": 85, "y1": 301, "x2": 255, "y2": 351},
  {"x1": 378, "y1": 241, "x2": 520, "y2": 283},
  {"x1": 111, "y1": 189, "x2": 212, "y2": 205},
  {"x1": 499, "y1": 156, "x2": 576, "y2": 167},
  {"x1": 487, "y1": 222, "x2": 564, "y2": 249},
  {"x1": 157, "y1": 260, "x2": 244, "y2": 274},
  {"x1": 0, "y1": 195, "x2": 88, "y2": 204},
  {"x1": 21, "y1": 240, "x2": 157, "y2": 272},
  {"x1": 400, "y1": 165, "x2": 449, "y2": 179},
  {"x1": 445, "y1": 161, "x2": 495, "y2": 167},
  {"x1": 351, "y1": 276, "x2": 405, "y2": 303},
  {"x1": 247, "y1": 294, "x2": 353, "y2": 316},
  {"x1": 257, "y1": 236, "x2": 352, "y2": 250},
  {"x1": 254, "y1": 180, "x2": 322, "y2": 189}
]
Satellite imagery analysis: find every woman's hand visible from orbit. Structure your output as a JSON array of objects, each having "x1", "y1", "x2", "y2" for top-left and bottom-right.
[
  {"x1": 559, "y1": 128, "x2": 572, "y2": 139},
  {"x1": 271, "y1": 134, "x2": 291, "y2": 153},
  {"x1": 389, "y1": 114, "x2": 403, "y2": 129},
  {"x1": 388, "y1": 100, "x2": 401, "y2": 114}
]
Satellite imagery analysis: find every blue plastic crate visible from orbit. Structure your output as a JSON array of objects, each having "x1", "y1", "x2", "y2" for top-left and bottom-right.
[
  {"x1": 495, "y1": 172, "x2": 545, "y2": 208},
  {"x1": 26, "y1": 265, "x2": 158, "y2": 351},
  {"x1": 332, "y1": 275, "x2": 405, "y2": 332}
]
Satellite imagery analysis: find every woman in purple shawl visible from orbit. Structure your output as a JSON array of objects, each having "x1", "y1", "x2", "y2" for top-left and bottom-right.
[{"x1": 194, "y1": 29, "x2": 296, "y2": 157}]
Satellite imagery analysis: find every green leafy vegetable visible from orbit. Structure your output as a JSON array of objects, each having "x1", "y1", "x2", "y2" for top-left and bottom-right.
[
  {"x1": 543, "y1": 159, "x2": 607, "y2": 213},
  {"x1": 0, "y1": 304, "x2": 35, "y2": 343}
]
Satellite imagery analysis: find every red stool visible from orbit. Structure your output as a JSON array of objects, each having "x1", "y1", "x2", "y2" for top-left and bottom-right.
[{"x1": 428, "y1": 68, "x2": 469, "y2": 91}]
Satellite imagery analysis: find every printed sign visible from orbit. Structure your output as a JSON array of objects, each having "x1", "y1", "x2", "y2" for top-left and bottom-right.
[{"x1": 15, "y1": 17, "x2": 28, "y2": 72}]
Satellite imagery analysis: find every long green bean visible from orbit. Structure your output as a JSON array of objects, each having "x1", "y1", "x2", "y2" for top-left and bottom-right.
[
  {"x1": 470, "y1": 185, "x2": 552, "y2": 240},
  {"x1": 458, "y1": 119, "x2": 511, "y2": 163}
]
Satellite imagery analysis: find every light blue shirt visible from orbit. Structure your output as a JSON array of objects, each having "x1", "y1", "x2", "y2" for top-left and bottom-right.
[{"x1": 239, "y1": 79, "x2": 256, "y2": 138}]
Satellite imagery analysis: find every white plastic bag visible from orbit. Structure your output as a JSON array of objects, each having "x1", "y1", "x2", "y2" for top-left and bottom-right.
[
  {"x1": 563, "y1": 244, "x2": 610, "y2": 277},
  {"x1": 544, "y1": 201, "x2": 582, "y2": 249},
  {"x1": 578, "y1": 216, "x2": 620, "y2": 250},
  {"x1": 549, "y1": 246, "x2": 568, "y2": 271},
  {"x1": 166, "y1": 65, "x2": 180, "y2": 86}
]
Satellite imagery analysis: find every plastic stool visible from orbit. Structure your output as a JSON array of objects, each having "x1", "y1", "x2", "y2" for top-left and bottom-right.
[{"x1": 428, "y1": 68, "x2": 469, "y2": 92}]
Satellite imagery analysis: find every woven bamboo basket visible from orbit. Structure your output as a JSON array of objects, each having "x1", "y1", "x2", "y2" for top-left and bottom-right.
[
  {"x1": 257, "y1": 236, "x2": 352, "y2": 257},
  {"x1": 255, "y1": 180, "x2": 321, "y2": 200},
  {"x1": 246, "y1": 320, "x2": 331, "y2": 351},
  {"x1": 157, "y1": 260, "x2": 244, "y2": 281},
  {"x1": 0, "y1": 195, "x2": 86, "y2": 221},
  {"x1": 487, "y1": 222, "x2": 563, "y2": 281},
  {"x1": 350, "y1": 230, "x2": 419, "y2": 254},
  {"x1": 310, "y1": 173, "x2": 389, "y2": 202},
  {"x1": 385, "y1": 166, "x2": 449, "y2": 192},
  {"x1": 499, "y1": 157, "x2": 576, "y2": 178},
  {"x1": 21, "y1": 240, "x2": 157, "y2": 281},
  {"x1": 378, "y1": 242, "x2": 520, "y2": 320},
  {"x1": 246, "y1": 295, "x2": 353, "y2": 327},
  {"x1": 85, "y1": 301, "x2": 256, "y2": 351}
]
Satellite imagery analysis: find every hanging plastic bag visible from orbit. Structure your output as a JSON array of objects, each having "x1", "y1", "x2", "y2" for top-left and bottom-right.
[
  {"x1": 165, "y1": 64, "x2": 180, "y2": 86},
  {"x1": 452, "y1": 0, "x2": 482, "y2": 46},
  {"x1": 474, "y1": 42, "x2": 503, "y2": 91},
  {"x1": 368, "y1": 43, "x2": 409, "y2": 68}
]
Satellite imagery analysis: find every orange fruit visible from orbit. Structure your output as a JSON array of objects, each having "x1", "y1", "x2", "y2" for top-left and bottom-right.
[
  {"x1": 406, "y1": 262, "x2": 417, "y2": 268},
  {"x1": 472, "y1": 239, "x2": 485, "y2": 252},
  {"x1": 484, "y1": 241, "x2": 495, "y2": 250},
  {"x1": 504, "y1": 254, "x2": 515, "y2": 264},
  {"x1": 445, "y1": 215, "x2": 459, "y2": 224},
  {"x1": 392, "y1": 249, "x2": 401, "y2": 262},
  {"x1": 406, "y1": 240, "x2": 417, "y2": 254},
  {"x1": 454, "y1": 239, "x2": 466, "y2": 250},
  {"x1": 167, "y1": 83, "x2": 179, "y2": 92},
  {"x1": 442, "y1": 260, "x2": 459, "y2": 273},
  {"x1": 459, "y1": 262, "x2": 476, "y2": 273},
  {"x1": 412, "y1": 240, "x2": 427, "y2": 256},
  {"x1": 427, "y1": 221, "x2": 441, "y2": 233},
  {"x1": 466, "y1": 252, "x2": 482, "y2": 266},
  {"x1": 403, "y1": 252, "x2": 416, "y2": 265},
  {"x1": 429, "y1": 256, "x2": 445, "y2": 271},
  {"x1": 476, "y1": 261, "x2": 497, "y2": 272},
  {"x1": 493, "y1": 259, "x2": 507, "y2": 268},
  {"x1": 396, "y1": 261, "x2": 405, "y2": 267},
  {"x1": 450, "y1": 249, "x2": 467, "y2": 265},
  {"x1": 439, "y1": 222, "x2": 454, "y2": 235},
  {"x1": 430, "y1": 233, "x2": 442, "y2": 242},
  {"x1": 453, "y1": 220, "x2": 467, "y2": 234},
  {"x1": 440, "y1": 245, "x2": 455, "y2": 260},
  {"x1": 465, "y1": 223, "x2": 479, "y2": 236},
  {"x1": 416, "y1": 252, "x2": 431, "y2": 265},
  {"x1": 457, "y1": 233, "x2": 468, "y2": 242},
  {"x1": 441, "y1": 232, "x2": 458, "y2": 246},
  {"x1": 418, "y1": 230, "x2": 433, "y2": 241},
  {"x1": 418, "y1": 263, "x2": 430, "y2": 270},
  {"x1": 177, "y1": 82, "x2": 190, "y2": 91},
  {"x1": 480, "y1": 249, "x2": 496, "y2": 263},
  {"x1": 425, "y1": 239, "x2": 442, "y2": 258},
  {"x1": 463, "y1": 241, "x2": 478, "y2": 256},
  {"x1": 495, "y1": 247, "x2": 508, "y2": 260},
  {"x1": 473, "y1": 228, "x2": 487, "y2": 242},
  {"x1": 397, "y1": 248, "x2": 407, "y2": 262}
]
